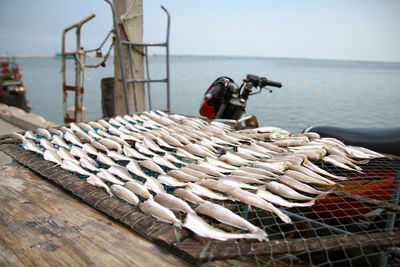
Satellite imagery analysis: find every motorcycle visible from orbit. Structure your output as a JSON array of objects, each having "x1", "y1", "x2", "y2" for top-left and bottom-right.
[{"x1": 199, "y1": 74, "x2": 282, "y2": 128}]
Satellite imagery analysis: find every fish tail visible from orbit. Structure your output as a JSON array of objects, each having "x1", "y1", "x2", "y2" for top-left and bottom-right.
[{"x1": 252, "y1": 229, "x2": 269, "y2": 242}]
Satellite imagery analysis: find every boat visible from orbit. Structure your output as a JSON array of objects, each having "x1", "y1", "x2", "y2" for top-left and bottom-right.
[{"x1": 0, "y1": 58, "x2": 31, "y2": 112}]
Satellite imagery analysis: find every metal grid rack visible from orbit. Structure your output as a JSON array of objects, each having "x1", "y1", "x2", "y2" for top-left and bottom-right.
[{"x1": 1, "y1": 130, "x2": 399, "y2": 266}]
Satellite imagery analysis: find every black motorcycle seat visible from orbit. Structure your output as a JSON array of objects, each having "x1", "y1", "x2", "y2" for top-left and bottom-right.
[{"x1": 305, "y1": 126, "x2": 400, "y2": 156}]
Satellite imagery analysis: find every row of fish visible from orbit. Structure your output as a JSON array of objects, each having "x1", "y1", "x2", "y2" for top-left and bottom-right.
[{"x1": 9, "y1": 110, "x2": 385, "y2": 241}]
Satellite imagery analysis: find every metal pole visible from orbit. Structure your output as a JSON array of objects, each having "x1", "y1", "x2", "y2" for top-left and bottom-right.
[{"x1": 161, "y1": 5, "x2": 170, "y2": 111}]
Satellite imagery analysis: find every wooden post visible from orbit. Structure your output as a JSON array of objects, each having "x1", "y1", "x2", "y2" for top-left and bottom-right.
[{"x1": 113, "y1": 0, "x2": 146, "y2": 115}]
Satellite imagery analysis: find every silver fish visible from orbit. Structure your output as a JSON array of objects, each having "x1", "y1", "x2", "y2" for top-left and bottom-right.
[
  {"x1": 230, "y1": 169, "x2": 275, "y2": 180},
  {"x1": 97, "y1": 169, "x2": 124, "y2": 185},
  {"x1": 206, "y1": 157, "x2": 238, "y2": 170},
  {"x1": 70, "y1": 146, "x2": 89, "y2": 159},
  {"x1": 111, "y1": 184, "x2": 139, "y2": 205},
  {"x1": 186, "y1": 163, "x2": 224, "y2": 177},
  {"x1": 64, "y1": 131, "x2": 83, "y2": 147},
  {"x1": 80, "y1": 157, "x2": 99, "y2": 172},
  {"x1": 183, "y1": 213, "x2": 261, "y2": 241},
  {"x1": 197, "y1": 161, "x2": 232, "y2": 174},
  {"x1": 139, "y1": 199, "x2": 182, "y2": 227},
  {"x1": 240, "y1": 166, "x2": 277, "y2": 177},
  {"x1": 123, "y1": 144, "x2": 150, "y2": 160},
  {"x1": 179, "y1": 167, "x2": 212, "y2": 179},
  {"x1": 219, "y1": 152, "x2": 253, "y2": 166},
  {"x1": 57, "y1": 147, "x2": 79, "y2": 165},
  {"x1": 120, "y1": 133, "x2": 141, "y2": 142},
  {"x1": 139, "y1": 160, "x2": 166, "y2": 175},
  {"x1": 97, "y1": 153, "x2": 117, "y2": 166},
  {"x1": 70, "y1": 122, "x2": 84, "y2": 133},
  {"x1": 97, "y1": 129, "x2": 112, "y2": 138},
  {"x1": 164, "y1": 152, "x2": 187, "y2": 165},
  {"x1": 218, "y1": 178, "x2": 259, "y2": 190},
  {"x1": 196, "y1": 201, "x2": 269, "y2": 240},
  {"x1": 157, "y1": 175, "x2": 186, "y2": 187},
  {"x1": 256, "y1": 188, "x2": 315, "y2": 208},
  {"x1": 108, "y1": 135, "x2": 129, "y2": 146},
  {"x1": 35, "y1": 128, "x2": 52, "y2": 140},
  {"x1": 98, "y1": 138, "x2": 122, "y2": 152},
  {"x1": 183, "y1": 143, "x2": 215, "y2": 158},
  {"x1": 9, "y1": 132, "x2": 26, "y2": 142},
  {"x1": 107, "y1": 150, "x2": 133, "y2": 162},
  {"x1": 24, "y1": 130, "x2": 37, "y2": 140},
  {"x1": 167, "y1": 170, "x2": 200, "y2": 182},
  {"x1": 220, "y1": 175, "x2": 264, "y2": 185},
  {"x1": 143, "y1": 136, "x2": 166, "y2": 153},
  {"x1": 82, "y1": 143, "x2": 98, "y2": 156},
  {"x1": 196, "y1": 179, "x2": 237, "y2": 193},
  {"x1": 124, "y1": 180, "x2": 153, "y2": 199},
  {"x1": 115, "y1": 115, "x2": 129, "y2": 125},
  {"x1": 257, "y1": 141, "x2": 286, "y2": 152},
  {"x1": 87, "y1": 174, "x2": 112, "y2": 196},
  {"x1": 156, "y1": 136, "x2": 177, "y2": 149},
  {"x1": 135, "y1": 142, "x2": 157, "y2": 156},
  {"x1": 40, "y1": 138, "x2": 55, "y2": 150},
  {"x1": 303, "y1": 161, "x2": 344, "y2": 180},
  {"x1": 61, "y1": 160, "x2": 92, "y2": 176},
  {"x1": 187, "y1": 182, "x2": 228, "y2": 201},
  {"x1": 277, "y1": 175, "x2": 330, "y2": 195},
  {"x1": 108, "y1": 126, "x2": 124, "y2": 136},
  {"x1": 153, "y1": 156, "x2": 178, "y2": 170},
  {"x1": 154, "y1": 192, "x2": 194, "y2": 213},
  {"x1": 23, "y1": 139, "x2": 43, "y2": 154},
  {"x1": 328, "y1": 155, "x2": 363, "y2": 171},
  {"x1": 145, "y1": 176, "x2": 166, "y2": 194},
  {"x1": 263, "y1": 181, "x2": 314, "y2": 201},
  {"x1": 78, "y1": 122, "x2": 95, "y2": 132},
  {"x1": 43, "y1": 149, "x2": 62, "y2": 165},
  {"x1": 286, "y1": 168, "x2": 336, "y2": 185},
  {"x1": 228, "y1": 188, "x2": 292, "y2": 224},
  {"x1": 48, "y1": 128, "x2": 64, "y2": 136},
  {"x1": 126, "y1": 160, "x2": 150, "y2": 179},
  {"x1": 109, "y1": 118, "x2": 123, "y2": 127},
  {"x1": 175, "y1": 148, "x2": 203, "y2": 161},
  {"x1": 91, "y1": 140, "x2": 110, "y2": 153},
  {"x1": 88, "y1": 121, "x2": 107, "y2": 131},
  {"x1": 173, "y1": 188, "x2": 205, "y2": 204}
]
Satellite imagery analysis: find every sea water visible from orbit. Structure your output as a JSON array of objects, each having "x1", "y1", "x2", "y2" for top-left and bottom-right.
[{"x1": 19, "y1": 56, "x2": 400, "y2": 133}]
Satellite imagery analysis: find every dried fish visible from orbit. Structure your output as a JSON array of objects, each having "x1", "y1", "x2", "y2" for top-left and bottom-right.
[
  {"x1": 82, "y1": 143, "x2": 99, "y2": 156},
  {"x1": 23, "y1": 139, "x2": 43, "y2": 154},
  {"x1": 91, "y1": 140, "x2": 109, "y2": 153},
  {"x1": 153, "y1": 155, "x2": 178, "y2": 170},
  {"x1": 108, "y1": 165, "x2": 136, "y2": 182},
  {"x1": 88, "y1": 121, "x2": 107, "y2": 131},
  {"x1": 196, "y1": 179, "x2": 237, "y2": 193},
  {"x1": 97, "y1": 169, "x2": 124, "y2": 185},
  {"x1": 107, "y1": 150, "x2": 133, "y2": 162},
  {"x1": 35, "y1": 128, "x2": 52, "y2": 140},
  {"x1": 87, "y1": 174, "x2": 112, "y2": 196},
  {"x1": 263, "y1": 181, "x2": 313, "y2": 201},
  {"x1": 96, "y1": 153, "x2": 117, "y2": 166},
  {"x1": 124, "y1": 180, "x2": 153, "y2": 199},
  {"x1": 111, "y1": 184, "x2": 139, "y2": 205},
  {"x1": 277, "y1": 175, "x2": 330, "y2": 195},
  {"x1": 61, "y1": 159, "x2": 92, "y2": 176},
  {"x1": 157, "y1": 175, "x2": 186, "y2": 187},
  {"x1": 139, "y1": 160, "x2": 166, "y2": 175},
  {"x1": 126, "y1": 160, "x2": 150, "y2": 179},
  {"x1": 80, "y1": 157, "x2": 99, "y2": 172},
  {"x1": 219, "y1": 151, "x2": 254, "y2": 166},
  {"x1": 57, "y1": 147, "x2": 79, "y2": 165},
  {"x1": 139, "y1": 200, "x2": 182, "y2": 227},
  {"x1": 123, "y1": 144, "x2": 150, "y2": 160},
  {"x1": 64, "y1": 131, "x2": 83, "y2": 147},
  {"x1": 256, "y1": 188, "x2": 315, "y2": 208},
  {"x1": 173, "y1": 188, "x2": 205, "y2": 204},
  {"x1": 98, "y1": 138, "x2": 122, "y2": 152},
  {"x1": 154, "y1": 192, "x2": 194, "y2": 213},
  {"x1": 167, "y1": 169, "x2": 200, "y2": 182},
  {"x1": 135, "y1": 142, "x2": 157, "y2": 156},
  {"x1": 186, "y1": 163, "x2": 224, "y2": 177},
  {"x1": 40, "y1": 138, "x2": 55, "y2": 150},
  {"x1": 43, "y1": 149, "x2": 62, "y2": 165},
  {"x1": 187, "y1": 182, "x2": 229, "y2": 201},
  {"x1": 175, "y1": 148, "x2": 204, "y2": 161}
]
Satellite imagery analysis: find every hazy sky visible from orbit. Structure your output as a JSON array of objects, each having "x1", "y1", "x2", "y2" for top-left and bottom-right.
[{"x1": 1, "y1": 0, "x2": 399, "y2": 62}]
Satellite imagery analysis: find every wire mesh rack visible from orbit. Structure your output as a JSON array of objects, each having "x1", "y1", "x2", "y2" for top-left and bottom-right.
[{"x1": 1, "y1": 126, "x2": 399, "y2": 266}]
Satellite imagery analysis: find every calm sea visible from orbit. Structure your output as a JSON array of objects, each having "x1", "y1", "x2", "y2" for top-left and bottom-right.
[{"x1": 18, "y1": 56, "x2": 400, "y2": 133}]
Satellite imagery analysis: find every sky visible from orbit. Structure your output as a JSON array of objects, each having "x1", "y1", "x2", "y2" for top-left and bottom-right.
[{"x1": 1, "y1": 0, "x2": 399, "y2": 62}]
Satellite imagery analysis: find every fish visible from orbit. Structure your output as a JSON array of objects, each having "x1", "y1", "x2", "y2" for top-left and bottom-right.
[
  {"x1": 240, "y1": 166, "x2": 277, "y2": 178},
  {"x1": 139, "y1": 160, "x2": 166, "y2": 175},
  {"x1": 109, "y1": 118, "x2": 123, "y2": 127},
  {"x1": 173, "y1": 188, "x2": 205, "y2": 204},
  {"x1": 82, "y1": 143, "x2": 99, "y2": 156},
  {"x1": 91, "y1": 140, "x2": 110, "y2": 153},
  {"x1": 164, "y1": 152, "x2": 187, "y2": 165},
  {"x1": 197, "y1": 161, "x2": 231, "y2": 174},
  {"x1": 107, "y1": 165, "x2": 136, "y2": 182},
  {"x1": 40, "y1": 138, "x2": 55, "y2": 150},
  {"x1": 186, "y1": 163, "x2": 224, "y2": 177},
  {"x1": 196, "y1": 179, "x2": 237, "y2": 193},
  {"x1": 257, "y1": 141, "x2": 287, "y2": 152},
  {"x1": 221, "y1": 175, "x2": 265, "y2": 185},
  {"x1": 126, "y1": 160, "x2": 151, "y2": 179},
  {"x1": 205, "y1": 157, "x2": 238, "y2": 170},
  {"x1": 230, "y1": 169, "x2": 275, "y2": 180},
  {"x1": 107, "y1": 150, "x2": 133, "y2": 162},
  {"x1": 241, "y1": 143, "x2": 278, "y2": 156},
  {"x1": 124, "y1": 180, "x2": 153, "y2": 199},
  {"x1": 183, "y1": 213, "x2": 262, "y2": 241},
  {"x1": 183, "y1": 143, "x2": 216, "y2": 158},
  {"x1": 80, "y1": 157, "x2": 99, "y2": 172},
  {"x1": 179, "y1": 167, "x2": 213, "y2": 179},
  {"x1": 218, "y1": 178, "x2": 260, "y2": 191},
  {"x1": 145, "y1": 176, "x2": 166, "y2": 194},
  {"x1": 167, "y1": 170, "x2": 200, "y2": 182},
  {"x1": 187, "y1": 182, "x2": 229, "y2": 201},
  {"x1": 78, "y1": 122, "x2": 95, "y2": 132},
  {"x1": 115, "y1": 115, "x2": 129, "y2": 125},
  {"x1": 175, "y1": 148, "x2": 203, "y2": 161},
  {"x1": 97, "y1": 129, "x2": 112, "y2": 138},
  {"x1": 108, "y1": 125, "x2": 125, "y2": 136},
  {"x1": 122, "y1": 144, "x2": 151, "y2": 160},
  {"x1": 48, "y1": 128, "x2": 64, "y2": 136},
  {"x1": 86, "y1": 174, "x2": 113, "y2": 196},
  {"x1": 75, "y1": 130, "x2": 95, "y2": 142},
  {"x1": 228, "y1": 188, "x2": 292, "y2": 224},
  {"x1": 210, "y1": 121, "x2": 232, "y2": 131},
  {"x1": 157, "y1": 175, "x2": 186, "y2": 187},
  {"x1": 135, "y1": 142, "x2": 157, "y2": 156},
  {"x1": 97, "y1": 153, "x2": 118, "y2": 166},
  {"x1": 155, "y1": 136, "x2": 176, "y2": 149},
  {"x1": 108, "y1": 135, "x2": 129, "y2": 146},
  {"x1": 23, "y1": 139, "x2": 43, "y2": 154},
  {"x1": 87, "y1": 121, "x2": 107, "y2": 131},
  {"x1": 277, "y1": 175, "x2": 330, "y2": 195},
  {"x1": 219, "y1": 151, "x2": 254, "y2": 166},
  {"x1": 347, "y1": 146, "x2": 385, "y2": 159},
  {"x1": 152, "y1": 156, "x2": 178, "y2": 170},
  {"x1": 263, "y1": 181, "x2": 314, "y2": 201},
  {"x1": 61, "y1": 159, "x2": 92, "y2": 176},
  {"x1": 256, "y1": 188, "x2": 315, "y2": 208},
  {"x1": 301, "y1": 131, "x2": 320, "y2": 140},
  {"x1": 123, "y1": 114, "x2": 137, "y2": 123},
  {"x1": 322, "y1": 156, "x2": 361, "y2": 172},
  {"x1": 120, "y1": 133, "x2": 141, "y2": 142},
  {"x1": 200, "y1": 125, "x2": 226, "y2": 136},
  {"x1": 286, "y1": 168, "x2": 336, "y2": 186},
  {"x1": 97, "y1": 169, "x2": 124, "y2": 185},
  {"x1": 237, "y1": 147, "x2": 268, "y2": 159},
  {"x1": 303, "y1": 161, "x2": 345, "y2": 180},
  {"x1": 195, "y1": 201, "x2": 269, "y2": 241},
  {"x1": 139, "y1": 199, "x2": 182, "y2": 227},
  {"x1": 35, "y1": 128, "x2": 52, "y2": 140},
  {"x1": 64, "y1": 131, "x2": 83, "y2": 147},
  {"x1": 154, "y1": 192, "x2": 194, "y2": 213},
  {"x1": 9, "y1": 132, "x2": 26, "y2": 142},
  {"x1": 170, "y1": 133, "x2": 193, "y2": 145},
  {"x1": 252, "y1": 162, "x2": 286, "y2": 174},
  {"x1": 111, "y1": 184, "x2": 139, "y2": 205},
  {"x1": 57, "y1": 147, "x2": 79, "y2": 165},
  {"x1": 70, "y1": 122, "x2": 85, "y2": 133},
  {"x1": 143, "y1": 136, "x2": 167, "y2": 153},
  {"x1": 98, "y1": 138, "x2": 122, "y2": 152},
  {"x1": 43, "y1": 149, "x2": 62, "y2": 165},
  {"x1": 24, "y1": 130, "x2": 37, "y2": 140},
  {"x1": 70, "y1": 146, "x2": 89, "y2": 159},
  {"x1": 328, "y1": 155, "x2": 363, "y2": 171}
]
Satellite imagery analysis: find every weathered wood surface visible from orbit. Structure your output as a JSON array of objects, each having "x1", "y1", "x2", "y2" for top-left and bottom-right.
[{"x1": 0, "y1": 163, "x2": 189, "y2": 266}]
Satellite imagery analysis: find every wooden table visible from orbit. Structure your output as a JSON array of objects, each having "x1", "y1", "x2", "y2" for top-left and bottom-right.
[{"x1": 0, "y1": 163, "x2": 189, "y2": 266}]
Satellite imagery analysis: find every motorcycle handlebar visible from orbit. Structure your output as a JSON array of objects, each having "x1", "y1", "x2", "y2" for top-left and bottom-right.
[
  {"x1": 245, "y1": 74, "x2": 282, "y2": 88},
  {"x1": 265, "y1": 79, "x2": 282, "y2": 88}
]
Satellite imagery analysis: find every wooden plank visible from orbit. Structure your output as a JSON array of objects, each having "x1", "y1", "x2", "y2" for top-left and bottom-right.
[{"x1": 0, "y1": 163, "x2": 189, "y2": 266}]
